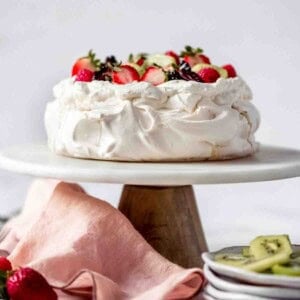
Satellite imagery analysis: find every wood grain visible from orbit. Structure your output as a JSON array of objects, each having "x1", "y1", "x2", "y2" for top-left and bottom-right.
[{"x1": 118, "y1": 185, "x2": 207, "y2": 268}]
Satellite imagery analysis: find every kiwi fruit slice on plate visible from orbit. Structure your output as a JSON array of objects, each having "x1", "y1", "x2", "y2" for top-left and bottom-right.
[
  {"x1": 272, "y1": 261, "x2": 300, "y2": 276},
  {"x1": 242, "y1": 246, "x2": 251, "y2": 257},
  {"x1": 249, "y1": 235, "x2": 292, "y2": 259},
  {"x1": 272, "y1": 252, "x2": 300, "y2": 276},
  {"x1": 214, "y1": 234, "x2": 294, "y2": 273},
  {"x1": 214, "y1": 253, "x2": 251, "y2": 267}
]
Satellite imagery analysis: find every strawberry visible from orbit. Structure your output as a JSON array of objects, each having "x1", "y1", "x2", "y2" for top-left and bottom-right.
[
  {"x1": 71, "y1": 50, "x2": 100, "y2": 76},
  {"x1": 112, "y1": 65, "x2": 140, "y2": 84},
  {"x1": 165, "y1": 50, "x2": 180, "y2": 65},
  {"x1": 6, "y1": 267, "x2": 57, "y2": 300},
  {"x1": 0, "y1": 257, "x2": 12, "y2": 272},
  {"x1": 183, "y1": 54, "x2": 211, "y2": 67},
  {"x1": 141, "y1": 66, "x2": 166, "y2": 85},
  {"x1": 197, "y1": 67, "x2": 220, "y2": 83},
  {"x1": 222, "y1": 64, "x2": 237, "y2": 78},
  {"x1": 75, "y1": 68, "x2": 94, "y2": 82},
  {"x1": 180, "y1": 45, "x2": 211, "y2": 67}
]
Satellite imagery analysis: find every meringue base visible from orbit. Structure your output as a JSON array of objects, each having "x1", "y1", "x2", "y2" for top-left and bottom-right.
[{"x1": 45, "y1": 78, "x2": 260, "y2": 162}]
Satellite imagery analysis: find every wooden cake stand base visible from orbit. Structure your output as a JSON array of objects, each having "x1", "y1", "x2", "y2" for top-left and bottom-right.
[{"x1": 119, "y1": 185, "x2": 207, "y2": 268}]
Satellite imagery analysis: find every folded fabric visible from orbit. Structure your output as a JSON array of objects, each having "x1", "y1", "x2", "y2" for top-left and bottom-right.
[{"x1": 0, "y1": 179, "x2": 204, "y2": 299}]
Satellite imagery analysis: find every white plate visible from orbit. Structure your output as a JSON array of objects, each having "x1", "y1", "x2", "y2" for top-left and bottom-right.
[
  {"x1": 204, "y1": 284, "x2": 273, "y2": 300},
  {"x1": 202, "y1": 246, "x2": 300, "y2": 289},
  {"x1": 204, "y1": 264, "x2": 300, "y2": 299}
]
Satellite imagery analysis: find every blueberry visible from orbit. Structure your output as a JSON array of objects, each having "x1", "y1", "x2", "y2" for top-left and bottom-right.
[{"x1": 167, "y1": 70, "x2": 183, "y2": 81}]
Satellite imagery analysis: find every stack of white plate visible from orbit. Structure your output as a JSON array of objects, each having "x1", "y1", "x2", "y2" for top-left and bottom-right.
[{"x1": 201, "y1": 246, "x2": 300, "y2": 300}]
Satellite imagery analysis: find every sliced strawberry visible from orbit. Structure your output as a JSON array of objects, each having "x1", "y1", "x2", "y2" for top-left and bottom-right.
[
  {"x1": 222, "y1": 64, "x2": 237, "y2": 78},
  {"x1": 198, "y1": 54, "x2": 211, "y2": 64},
  {"x1": 71, "y1": 50, "x2": 100, "y2": 76},
  {"x1": 141, "y1": 66, "x2": 166, "y2": 86},
  {"x1": 197, "y1": 67, "x2": 220, "y2": 83},
  {"x1": 183, "y1": 54, "x2": 211, "y2": 67},
  {"x1": 165, "y1": 50, "x2": 180, "y2": 65},
  {"x1": 112, "y1": 65, "x2": 140, "y2": 84},
  {"x1": 75, "y1": 69, "x2": 94, "y2": 82},
  {"x1": 180, "y1": 45, "x2": 211, "y2": 67}
]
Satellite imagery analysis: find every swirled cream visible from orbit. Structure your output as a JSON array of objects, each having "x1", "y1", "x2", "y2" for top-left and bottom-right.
[{"x1": 45, "y1": 77, "x2": 260, "y2": 161}]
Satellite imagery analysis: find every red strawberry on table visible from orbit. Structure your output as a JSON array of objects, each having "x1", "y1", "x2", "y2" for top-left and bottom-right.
[
  {"x1": 112, "y1": 65, "x2": 140, "y2": 84},
  {"x1": 180, "y1": 45, "x2": 211, "y2": 67},
  {"x1": 71, "y1": 50, "x2": 100, "y2": 76},
  {"x1": 6, "y1": 267, "x2": 57, "y2": 300},
  {"x1": 0, "y1": 257, "x2": 12, "y2": 272},
  {"x1": 165, "y1": 50, "x2": 180, "y2": 65},
  {"x1": 197, "y1": 67, "x2": 220, "y2": 83},
  {"x1": 222, "y1": 64, "x2": 237, "y2": 78},
  {"x1": 141, "y1": 66, "x2": 166, "y2": 85}
]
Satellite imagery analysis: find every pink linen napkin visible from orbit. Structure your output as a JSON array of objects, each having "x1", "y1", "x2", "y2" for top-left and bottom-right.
[{"x1": 0, "y1": 179, "x2": 204, "y2": 299}]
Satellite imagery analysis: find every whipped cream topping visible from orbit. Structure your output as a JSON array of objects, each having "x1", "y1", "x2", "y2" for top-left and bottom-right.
[{"x1": 45, "y1": 77, "x2": 260, "y2": 161}]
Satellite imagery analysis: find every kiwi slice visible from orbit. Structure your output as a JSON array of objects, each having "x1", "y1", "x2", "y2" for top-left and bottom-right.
[
  {"x1": 272, "y1": 261, "x2": 300, "y2": 276},
  {"x1": 215, "y1": 235, "x2": 293, "y2": 273},
  {"x1": 249, "y1": 235, "x2": 293, "y2": 259},
  {"x1": 272, "y1": 252, "x2": 300, "y2": 276},
  {"x1": 215, "y1": 252, "x2": 287, "y2": 272},
  {"x1": 214, "y1": 253, "x2": 252, "y2": 267},
  {"x1": 242, "y1": 247, "x2": 252, "y2": 257},
  {"x1": 241, "y1": 235, "x2": 293, "y2": 272},
  {"x1": 146, "y1": 54, "x2": 176, "y2": 68}
]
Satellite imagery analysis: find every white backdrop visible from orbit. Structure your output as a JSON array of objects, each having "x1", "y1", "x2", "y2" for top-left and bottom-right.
[{"x1": 0, "y1": 0, "x2": 299, "y2": 250}]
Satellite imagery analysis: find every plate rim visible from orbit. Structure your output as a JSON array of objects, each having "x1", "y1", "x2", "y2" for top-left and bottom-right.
[
  {"x1": 202, "y1": 245, "x2": 300, "y2": 288},
  {"x1": 204, "y1": 264, "x2": 300, "y2": 298}
]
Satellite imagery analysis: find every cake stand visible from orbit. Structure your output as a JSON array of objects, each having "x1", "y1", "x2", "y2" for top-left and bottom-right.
[{"x1": 0, "y1": 143, "x2": 300, "y2": 268}]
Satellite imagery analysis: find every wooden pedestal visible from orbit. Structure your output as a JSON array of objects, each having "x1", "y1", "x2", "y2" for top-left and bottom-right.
[{"x1": 118, "y1": 185, "x2": 207, "y2": 268}]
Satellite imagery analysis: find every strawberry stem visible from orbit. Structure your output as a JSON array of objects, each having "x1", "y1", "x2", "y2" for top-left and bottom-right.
[
  {"x1": 180, "y1": 45, "x2": 203, "y2": 57},
  {"x1": 85, "y1": 49, "x2": 101, "y2": 70}
]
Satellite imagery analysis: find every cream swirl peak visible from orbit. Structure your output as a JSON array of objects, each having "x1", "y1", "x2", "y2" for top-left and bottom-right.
[{"x1": 45, "y1": 77, "x2": 260, "y2": 161}]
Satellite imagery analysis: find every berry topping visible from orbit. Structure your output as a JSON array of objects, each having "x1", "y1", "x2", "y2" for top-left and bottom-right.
[
  {"x1": 222, "y1": 64, "x2": 237, "y2": 78},
  {"x1": 165, "y1": 50, "x2": 180, "y2": 65},
  {"x1": 112, "y1": 65, "x2": 140, "y2": 84},
  {"x1": 105, "y1": 55, "x2": 118, "y2": 66},
  {"x1": 70, "y1": 46, "x2": 238, "y2": 84},
  {"x1": 6, "y1": 267, "x2": 57, "y2": 300},
  {"x1": 94, "y1": 63, "x2": 112, "y2": 81},
  {"x1": 179, "y1": 61, "x2": 192, "y2": 72},
  {"x1": 0, "y1": 257, "x2": 12, "y2": 272},
  {"x1": 180, "y1": 45, "x2": 211, "y2": 67},
  {"x1": 71, "y1": 50, "x2": 100, "y2": 76},
  {"x1": 179, "y1": 62, "x2": 202, "y2": 82},
  {"x1": 141, "y1": 66, "x2": 166, "y2": 85},
  {"x1": 75, "y1": 68, "x2": 94, "y2": 82},
  {"x1": 167, "y1": 70, "x2": 183, "y2": 81},
  {"x1": 197, "y1": 67, "x2": 220, "y2": 83}
]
